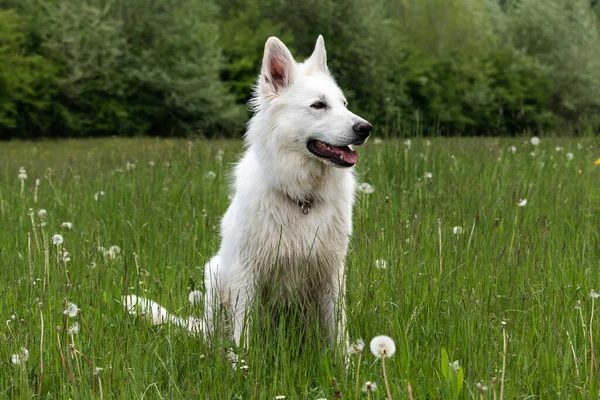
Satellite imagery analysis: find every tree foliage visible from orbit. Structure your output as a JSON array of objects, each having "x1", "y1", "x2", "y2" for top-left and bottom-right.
[{"x1": 1, "y1": 0, "x2": 600, "y2": 137}]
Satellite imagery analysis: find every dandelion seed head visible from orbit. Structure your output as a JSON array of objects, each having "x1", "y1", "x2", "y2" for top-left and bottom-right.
[
  {"x1": 357, "y1": 182, "x2": 374, "y2": 194},
  {"x1": 369, "y1": 335, "x2": 396, "y2": 358},
  {"x1": 452, "y1": 226, "x2": 463, "y2": 235},
  {"x1": 567, "y1": 152, "x2": 574, "y2": 161},
  {"x1": 373, "y1": 138, "x2": 383, "y2": 145},
  {"x1": 10, "y1": 348, "x2": 29, "y2": 365},
  {"x1": 404, "y1": 139, "x2": 411, "y2": 148},
  {"x1": 517, "y1": 199, "x2": 527, "y2": 207},
  {"x1": 68, "y1": 322, "x2": 79, "y2": 335},
  {"x1": 590, "y1": 289, "x2": 600, "y2": 299},
  {"x1": 64, "y1": 302, "x2": 79, "y2": 318},
  {"x1": 450, "y1": 360, "x2": 460, "y2": 371},
  {"x1": 555, "y1": 146, "x2": 563, "y2": 152},
  {"x1": 18, "y1": 167, "x2": 27, "y2": 180},
  {"x1": 362, "y1": 381, "x2": 377, "y2": 393},
  {"x1": 61, "y1": 222, "x2": 73, "y2": 230},
  {"x1": 530, "y1": 136, "x2": 540, "y2": 146},
  {"x1": 205, "y1": 171, "x2": 217, "y2": 180},
  {"x1": 38, "y1": 209, "x2": 47, "y2": 218},
  {"x1": 52, "y1": 234, "x2": 64, "y2": 246},
  {"x1": 348, "y1": 339, "x2": 365, "y2": 354},
  {"x1": 375, "y1": 259, "x2": 387, "y2": 270},
  {"x1": 509, "y1": 146, "x2": 517, "y2": 153},
  {"x1": 275, "y1": 396, "x2": 286, "y2": 400}
]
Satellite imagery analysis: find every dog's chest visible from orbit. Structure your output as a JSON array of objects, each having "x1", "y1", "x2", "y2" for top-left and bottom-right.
[{"x1": 241, "y1": 195, "x2": 350, "y2": 290}]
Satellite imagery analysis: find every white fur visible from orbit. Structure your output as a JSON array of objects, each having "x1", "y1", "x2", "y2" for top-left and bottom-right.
[{"x1": 203, "y1": 35, "x2": 370, "y2": 347}]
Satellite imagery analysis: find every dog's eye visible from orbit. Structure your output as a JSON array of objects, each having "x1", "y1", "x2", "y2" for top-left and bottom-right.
[{"x1": 310, "y1": 101, "x2": 327, "y2": 110}]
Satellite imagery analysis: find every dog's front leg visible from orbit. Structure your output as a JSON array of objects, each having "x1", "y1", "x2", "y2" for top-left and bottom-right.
[{"x1": 318, "y1": 277, "x2": 348, "y2": 348}]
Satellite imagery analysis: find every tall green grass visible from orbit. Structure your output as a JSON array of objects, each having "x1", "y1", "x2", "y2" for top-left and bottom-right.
[{"x1": 1, "y1": 137, "x2": 599, "y2": 398}]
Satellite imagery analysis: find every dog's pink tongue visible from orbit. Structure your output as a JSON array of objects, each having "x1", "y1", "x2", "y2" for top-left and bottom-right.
[{"x1": 339, "y1": 147, "x2": 358, "y2": 164}]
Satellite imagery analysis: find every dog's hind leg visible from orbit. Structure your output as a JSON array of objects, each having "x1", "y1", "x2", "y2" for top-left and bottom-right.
[{"x1": 228, "y1": 279, "x2": 255, "y2": 348}]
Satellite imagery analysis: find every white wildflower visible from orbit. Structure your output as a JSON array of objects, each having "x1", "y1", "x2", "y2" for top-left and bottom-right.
[
  {"x1": 424, "y1": 172, "x2": 433, "y2": 180},
  {"x1": 452, "y1": 226, "x2": 463, "y2": 235},
  {"x1": 205, "y1": 171, "x2": 217, "y2": 180},
  {"x1": 566, "y1": 152, "x2": 574, "y2": 161},
  {"x1": 357, "y1": 182, "x2": 374, "y2": 194},
  {"x1": 348, "y1": 339, "x2": 365, "y2": 354},
  {"x1": 68, "y1": 322, "x2": 80, "y2": 335},
  {"x1": 369, "y1": 335, "x2": 396, "y2": 358},
  {"x1": 450, "y1": 360, "x2": 460, "y2": 371},
  {"x1": 362, "y1": 381, "x2": 377, "y2": 393},
  {"x1": 63, "y1": 302, "x2": 79, "y2": 318},
  {"x1": 61, "y1": 222, "x2": 73, "y2": 230},
  {"x1": 18, "y1": 167, "x2": 27, "y2": 180},
  {"x1": 10, "y1": 348, "x2": 29, "y2": 365},
  {"x1": 530, "y1": 136, "x2": 540, "y2": 146},
  {"x1": 188, "y1": 290, "x2": 203, "y2": 305},
  {"x1": 375, "y1": 259, "x2": 387, "y2": 270},
  {"x1": 517, "y1": 199, "x2": 527, "y2": 207},
  {"x1": 94, "y1": 191, "x2": 105, "y2": 201},
  {"x1": 52, "y1": 234, "x2": 64, "y2": 246}
]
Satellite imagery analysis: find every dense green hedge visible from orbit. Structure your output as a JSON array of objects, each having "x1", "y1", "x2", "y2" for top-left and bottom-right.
[{"x1": 1, "y1": 0, "x2": 600, "y2": 137}]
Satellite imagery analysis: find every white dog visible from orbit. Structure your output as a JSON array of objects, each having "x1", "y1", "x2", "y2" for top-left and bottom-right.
[
  {"x1": 125, "y1": 35, "x2": 371, "y2": 348},
  {"x1": 203, "y1": 35, "x2": 371, "y2": 347}
]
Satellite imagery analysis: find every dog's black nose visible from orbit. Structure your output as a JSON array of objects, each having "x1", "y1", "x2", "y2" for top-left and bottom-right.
[{"x1": 353, "y1": 121, "x2": 372, "y2": 139}]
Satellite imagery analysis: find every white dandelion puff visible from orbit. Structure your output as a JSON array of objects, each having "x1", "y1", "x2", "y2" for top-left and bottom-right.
[
  {"x1": 362, "y1": 381, "x2": 377, "y2": 393},
  {"x1": 373, "y1": 138, "x2": 383, "y2": 145},
  {"x1": 68, "y1": 322, "x2": 80, "y2": 335},
  {"x1": 348, "y1": 339, "x2": 365, "y2": 354},
  {"x1": 275, "y1": 396, "x2": 286, "y2": 400},
  {"x1": 450, "y1": 360, "x2": 460, "y2": 371},
  {"x1": 188, "y1": 290, "x2": 203, "y2": 305},
  {"x1": 452, "y1": 226, "x2": 463, "y2": 235},
  {"x1": 370, "y1": 335, "x2": 396, "y2": 358},
  {"x1": 205, "y1": 171, "x2": 217, "y2": 180},
  {"x1": 61, "y1": 222, "x2": 73, "y2": 230},
  {"x1": 126, "y1": 162, "x2": 136, "y2": 170},
  {"x1": 10, "y1": 348, "x2": 29, "y2": 365},
  {"x1": 18, "y1": 167, "x2": 27, "y2": 180},
  {"x1": 555, "y1": 146, "x2": 563, "y2": 152},
  {"x1": 404, "y1": 139, "x2": 412, "y2": 149},
  {"x1": 375, "y1": 259, "x2": 387, "y2": 270},
  {"x1": 357, "y1": 182, "x2": 374, "y2": 194},
  {"x1": 518, "y1": 199, "x2": 527, "y2": 207},
  {"x1": 590, "y1": 289, "x2": 600, "y2": 299},
  {"x1": 108, "y1": 245, "x2": 121, "y2": 260},
  {"x1": 567, "y1": 152, "x2": 574, "y2": 161},
  {"x1": 38, "y1": 209, "x2": 47, "y2": 218},
  {"x1": 52, "y1": 234, "x2": 64, "y2": 246},
  {"x1": 63, "y1": 302, "x2": 79, "y2": 318},
  {"x1": 424, "y1": 172, "x2": 433, "y2": 180},
  {"x1": 94, "y1": 191, "x2": 105, "y2": 201},
  {"x1": 60, "y1": 249, "x2": 71, "y2": 262},
  {"x1": 530, "y1": 136, "x2": 540, "y2": 146},
  {"x1": 509, "y1": 146, "x2": 517, "y2": 153}
]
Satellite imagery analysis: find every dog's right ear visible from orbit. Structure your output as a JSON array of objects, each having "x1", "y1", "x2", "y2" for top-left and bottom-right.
[{"x1": 261, "y1": 37, "x2": 296, "y2": 97}]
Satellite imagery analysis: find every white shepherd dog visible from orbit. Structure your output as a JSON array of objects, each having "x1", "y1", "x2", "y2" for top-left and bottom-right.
[{"x1": 125, "y1": 35, "x2": 371, "y2": 348}]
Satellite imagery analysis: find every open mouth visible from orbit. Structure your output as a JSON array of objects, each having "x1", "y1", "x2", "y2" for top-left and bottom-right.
[{"x1": 307, "y1": 140, "x2": 358, "y2": 167}]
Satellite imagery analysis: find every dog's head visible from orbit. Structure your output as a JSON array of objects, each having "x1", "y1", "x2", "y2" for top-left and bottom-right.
[{"x1": 249, "y1": 36, "x2": 371, "y2": 168}]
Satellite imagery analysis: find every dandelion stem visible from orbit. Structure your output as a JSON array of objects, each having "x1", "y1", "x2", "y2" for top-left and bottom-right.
[
  {"x1": 509, "y1": 211, "x2": 518, "y2": 256},
  {"x1": 438, "y1": 219, "x2": 443, "y2": 275},
  {"x1": 589, "y1": 296, "x2": 596, "y2": 389},
  {"x1": 408, "y1": 382, "x2": 414, "y2": 400},
  {"x1": 355, "y1": 352, "x2": 362, "y2": 400},
  {"x1": 500, "y1": 324, "x2": 507, "y2": 400},
  {"x1": 567, "y1": 331, "x2": 579, "y2": 377},
  {"x1": 578, "y1": 305, "x2": 587, "y2": 372},
  {"x1": 381, "y1": 355, "x2": 393, "y2": 400},
  {"x1": 38, "y1": 308, "x2": 44, "y2": 398}
]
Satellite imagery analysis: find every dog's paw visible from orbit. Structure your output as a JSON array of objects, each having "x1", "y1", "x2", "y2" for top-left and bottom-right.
[{"x1": 121, "y1": 295, "x2": 175, "y2": 326}]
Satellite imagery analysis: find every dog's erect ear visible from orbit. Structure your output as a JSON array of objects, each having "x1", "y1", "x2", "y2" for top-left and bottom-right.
[
  {"x1": 307, "y1": 35, "x2": 328, "y2": 73},
  {"x1": 261, "y1": 37, "x2": 296, "y2": 96}
]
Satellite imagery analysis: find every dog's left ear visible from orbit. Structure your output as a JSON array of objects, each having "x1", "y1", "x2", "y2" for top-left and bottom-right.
[{"x1": 307, "y1": 35, "x2": 328, "y2": 73}]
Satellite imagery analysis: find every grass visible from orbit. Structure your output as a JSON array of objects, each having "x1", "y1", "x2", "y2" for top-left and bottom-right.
[{"x1": 1, "y1": 136, "x2": 599, "y2": 399}]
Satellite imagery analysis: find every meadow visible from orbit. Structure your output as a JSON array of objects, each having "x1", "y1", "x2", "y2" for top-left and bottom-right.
[{"x1": 1, "y1": 136, "x2": 600, "y2": 399}]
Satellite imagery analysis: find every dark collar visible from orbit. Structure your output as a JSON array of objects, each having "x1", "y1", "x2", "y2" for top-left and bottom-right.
[{"x1": 285, "y1": 194, "x2": 314, "y2": 214}]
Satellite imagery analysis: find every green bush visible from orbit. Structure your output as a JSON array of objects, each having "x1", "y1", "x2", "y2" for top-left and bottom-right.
[{"x1": 0, "y1": 9, "x2": 58, "y2": 138}]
